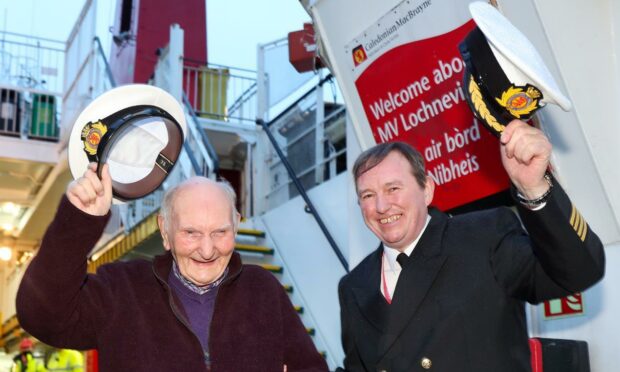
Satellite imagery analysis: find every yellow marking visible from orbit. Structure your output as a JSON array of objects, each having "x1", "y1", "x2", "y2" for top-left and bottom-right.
[
  {"x1": 576, "y1": 214, "x2": 585, "y2": 240},
  {"x1": 468, "y1": 75, "x2": 505, "y2": 134},
  {"x1": 570, "y1": 205, "x2": 588, "y2": 242},
  {"x1": 574, "y1": 212, "x2": 583, "y2": 237},
  {"x1": 576, "y1": 210, "x2": 588, "y2": 241},
  {"x1": 570, "y1": 205, "x2": 578, "y2": 227},
  {"x1": 579, "y1": 223, "x2": 588, "y2": 242}
]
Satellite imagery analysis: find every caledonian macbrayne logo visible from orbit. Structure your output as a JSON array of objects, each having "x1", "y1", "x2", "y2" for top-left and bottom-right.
[{"x1": 352, "y1": 45, "x2": 367, "y2": 66}]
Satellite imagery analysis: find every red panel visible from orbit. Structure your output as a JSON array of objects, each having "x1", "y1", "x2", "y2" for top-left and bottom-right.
[
  {"x1": 85, "y1": 349, "x2": 99, "y2": 372},
  {"x1": 134, "y1": 0, "x2": 206, "y2": 83},
  {"x1": 288, "y1": 23, "x2": 323, "y2": 73},
  {"x1": 529, "y1": 338, "x2": 544, "y2": 372},
  {"x1": 109, "y1": 0, "x2": 207, "y2": 84}
]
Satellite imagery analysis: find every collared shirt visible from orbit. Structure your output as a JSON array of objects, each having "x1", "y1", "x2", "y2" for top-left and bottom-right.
[
  {"x1": 380, "y1": 215, "x2": 431, "y2": 301},
  {"x1": 172, "y1": 259, "x2": 228, "y2": 295}
]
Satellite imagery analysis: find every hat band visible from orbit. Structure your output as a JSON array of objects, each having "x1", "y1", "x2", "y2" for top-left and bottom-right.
[
  {"x1": 100, "y1": 106, "x2": 183, "y2": 200},
  {"x1": 80, "y1": 105, "x2": 184, "y2": 200}
]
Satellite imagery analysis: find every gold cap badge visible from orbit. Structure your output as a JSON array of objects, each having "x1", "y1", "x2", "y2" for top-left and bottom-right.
[
  {"x1": 496, "y1": 85, "x2": 543, "y2": 118},
  {"x1": 80, "y1": 121, "x2": 108, "y2": 156}
]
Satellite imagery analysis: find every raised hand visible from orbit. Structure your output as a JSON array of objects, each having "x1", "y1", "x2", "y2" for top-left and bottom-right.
[
  {"x1": 500, "y1": 120, "x2": 552, "y2": 199},
  {"x1": 66, "y1": 163, "x2": 113, "y2": 216}
]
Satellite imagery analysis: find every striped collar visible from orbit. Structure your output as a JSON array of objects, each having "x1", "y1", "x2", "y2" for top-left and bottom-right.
[{"x1": 171, "y1": 260, "x2": 228, "y2": 295}]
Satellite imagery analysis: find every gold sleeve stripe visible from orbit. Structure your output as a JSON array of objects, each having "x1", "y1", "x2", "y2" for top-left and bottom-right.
[
  {"x1": 580, "y1": 225, "x2": 588, "y2": 241},
  {"x1": 569, "y1": 205, "x2": 588, "y2": 242},
  {"x1": 576, "y1": 215, "x2": 586, "y2": 241},
  {"x1": 579, "y1": 217, "x2": 588, "y2": 242},
  {"x1": 570, "y1": 205, "x2": 578, "y2": 227},
  {"x1": 574, "y1": 212, "x2": 583, "y2": 238}
]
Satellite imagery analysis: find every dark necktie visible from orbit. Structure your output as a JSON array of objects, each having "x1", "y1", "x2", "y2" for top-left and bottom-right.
[{"x1": 397, "y1": 253, "x2": 409, "y2": 269}]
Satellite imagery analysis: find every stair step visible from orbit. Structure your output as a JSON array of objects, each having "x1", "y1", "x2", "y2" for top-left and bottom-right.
[
  {"x1": 237, "y1": 228, "x2": 266, "y2": 238},
  {"x1": 294, "y1": 305, "x2": 303, "y2": 314},
  {"x1": 306, "y1": 327, "x2": 315, "y2": 336},
  {"x1": 261, "y1": 264, "x2": 283, "y2": 273},
  {"x1": 283, "y1": 284, "x2": 293, "y2": 293},
  {"x1": 235, "y1": 243, "x2": 273, "y2": 255}
]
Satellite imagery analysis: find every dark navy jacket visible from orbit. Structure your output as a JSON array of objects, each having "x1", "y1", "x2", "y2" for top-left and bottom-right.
[{"x1": 338, "y1": 184, "x2": 605, "y2": 372}]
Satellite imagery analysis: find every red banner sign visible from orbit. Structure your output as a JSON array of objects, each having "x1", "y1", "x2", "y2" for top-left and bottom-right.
[{"x1": 354, "y1": 20, "x2": 509, "y2": 210}]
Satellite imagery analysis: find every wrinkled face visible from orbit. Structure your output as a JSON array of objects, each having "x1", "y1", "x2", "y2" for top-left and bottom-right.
[
  {"x1": 158, "y1": 182, "x2": 237, "y2": 286},
  {"x1": 356, "y1": 151, "x2": 434, "y2": 251}
]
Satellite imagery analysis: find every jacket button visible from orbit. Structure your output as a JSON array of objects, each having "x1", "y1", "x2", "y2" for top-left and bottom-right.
[{"x1": 421, "y1": 357, "x2": 432, "y2": 369}]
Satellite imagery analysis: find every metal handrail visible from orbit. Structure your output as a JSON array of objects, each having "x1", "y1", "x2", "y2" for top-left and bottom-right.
[
  {"x1": 267, "y1": 147, "x2": 346, "y2": 195},
  {"x1": 228, "y1": 82, "x2": 257, "y2": 114},
  {"x1": 183, "y1": 92, "x2": 220, "y2": 176},
  {"x1": 182, "y1": 57, "x2": 258, "y2": 75},
  {"x1": 94, "y1": 36, "x2": 116, "y2": 88},
  {"x1": 267, "y1": 73, "x2": 333, "y2": 128},
  {"x1": 269, "y1": 106, "x2": 346, "y2": 170},
  {"x1": 257, "y1": 117, "x2": 349, "y2": 273},
  {"x1": 183, "y1": 142, "x2": 202, "y2": 176},
  {"x1": 0, "y1": 39, "x2": 64, "y2": 52},
  {"x1": 0, "y1": 30, "x2": 65, "y2": 45}
]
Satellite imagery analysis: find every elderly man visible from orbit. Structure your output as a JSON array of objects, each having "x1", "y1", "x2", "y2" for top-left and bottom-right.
[
  {"x1": 338, "y1": 121, "x2": 605, "y2": 371},
  {"x1": 17, "y1": 163, "x2": 327, "y2": 372}
]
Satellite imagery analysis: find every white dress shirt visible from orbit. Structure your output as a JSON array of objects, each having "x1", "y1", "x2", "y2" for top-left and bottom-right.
[{"x1": 380, "y1": 215, "x2": 431, "y2": 301}]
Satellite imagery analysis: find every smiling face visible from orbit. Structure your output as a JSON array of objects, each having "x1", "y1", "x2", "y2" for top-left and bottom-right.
[
  {"x1": 356, "y1": 151, "x2": 434, "y2": 251},
  {"x1": 158, "y1": 179, "x2": 239, "y2": 286}
]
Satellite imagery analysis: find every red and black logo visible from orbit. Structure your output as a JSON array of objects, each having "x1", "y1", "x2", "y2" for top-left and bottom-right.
[{"x1": 352, "y1": 45, "x2": 367, "y2": 66}]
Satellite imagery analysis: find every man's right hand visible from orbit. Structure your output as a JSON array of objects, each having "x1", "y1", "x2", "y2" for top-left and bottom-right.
[{"x1": 66, "y1": 163, "x2": 113, "y2": 216}]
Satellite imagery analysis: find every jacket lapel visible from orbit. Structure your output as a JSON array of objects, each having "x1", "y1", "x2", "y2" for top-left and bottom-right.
[
  {"x1": 378, "y1": 209, "x2": 449, "y2": 357},
  {"x1": 351, "y1": 247, "x2": 390, "y2": 332}
]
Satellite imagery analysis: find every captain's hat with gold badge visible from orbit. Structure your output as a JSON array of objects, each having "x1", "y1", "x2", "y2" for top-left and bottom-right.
[
  {"x1": 459, "y1": 1, "x2": 572, "y2": 137},
  {"x1": 68, "y1": 84, "x2": 186, "y2": 201}
]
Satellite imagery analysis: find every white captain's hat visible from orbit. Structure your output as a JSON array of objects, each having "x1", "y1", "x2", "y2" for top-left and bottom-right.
[
  {"x1": 68, "y1": 84, "x2": 186, "y2": 201},
  {"x1": 459, "y1": 1, "x2": 571, "y2": 136}
]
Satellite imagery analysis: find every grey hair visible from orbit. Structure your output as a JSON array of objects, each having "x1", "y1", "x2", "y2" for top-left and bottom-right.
[{"x1": 159, "y1": 177, "x2": 240, "y2": 233}]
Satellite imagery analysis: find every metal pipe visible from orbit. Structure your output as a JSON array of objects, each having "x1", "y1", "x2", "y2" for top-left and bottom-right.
[
  {"x1": 182, "y1": 93, "x2": 220, "y2": 176},
  {"x1": 93, "y1": 37, "x2": 116, "y2": 87},
  {"x1": 256, "y1": 117, "x2": 348, "y2": 272}
]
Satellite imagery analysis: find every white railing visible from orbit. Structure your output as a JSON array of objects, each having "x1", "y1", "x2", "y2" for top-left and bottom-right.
[
  {"x1": 0, "y1": 31, "x2": 65, "y2": 142},
  {"x1": 182, "y1": 61, "x2": 257, "y2": 124},
  {"x1": 0, "y1": 31, "x2": 65, "y2": 95}
]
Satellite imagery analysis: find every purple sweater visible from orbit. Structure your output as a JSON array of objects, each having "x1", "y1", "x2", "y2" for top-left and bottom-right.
[
  {"x1": 16, "y1": 196, "x2": 328, "y2": 371},
  {"x1": 168, "y1": 265, "x2": 219, "y2": 355}
]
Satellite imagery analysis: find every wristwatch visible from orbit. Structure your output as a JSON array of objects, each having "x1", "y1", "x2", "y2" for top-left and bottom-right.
[{"x1": 516, "y1": 173, "x2": 553, "y2": 209}]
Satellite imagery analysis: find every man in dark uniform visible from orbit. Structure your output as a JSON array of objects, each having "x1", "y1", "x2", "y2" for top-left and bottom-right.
[{"x1": 338, "y1": 120, "x2": 605, "y2": 371}]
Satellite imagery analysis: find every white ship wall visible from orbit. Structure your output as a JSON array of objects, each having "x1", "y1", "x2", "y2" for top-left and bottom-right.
[{"x1": 260, "y1": 171, "x2": 368, "y2": 367}]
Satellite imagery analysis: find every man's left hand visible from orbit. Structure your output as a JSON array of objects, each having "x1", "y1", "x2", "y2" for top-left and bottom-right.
[{"x1": 500, "y1": 119, "x2": 552, "y2": 199}]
